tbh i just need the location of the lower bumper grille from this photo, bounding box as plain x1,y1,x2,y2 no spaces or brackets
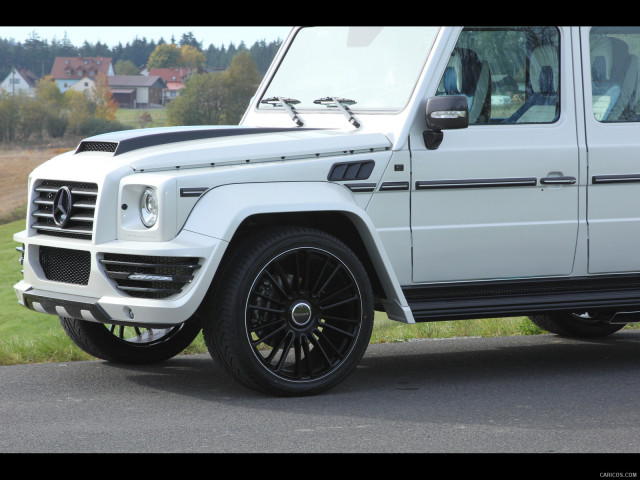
100,254,201,299
39,246,91,285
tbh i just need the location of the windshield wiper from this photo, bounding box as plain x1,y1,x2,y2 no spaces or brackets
313,97,361,128
260,97,304,127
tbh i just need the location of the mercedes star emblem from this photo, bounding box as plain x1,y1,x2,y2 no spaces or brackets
52,186,73,228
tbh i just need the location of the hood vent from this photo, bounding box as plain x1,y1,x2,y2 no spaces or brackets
76,141,118,153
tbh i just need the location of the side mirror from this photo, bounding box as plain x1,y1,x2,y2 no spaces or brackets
424,95,469,150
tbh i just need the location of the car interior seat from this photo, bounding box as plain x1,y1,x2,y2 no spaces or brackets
438,47,491,123
509,45,559,123
602,36,639,121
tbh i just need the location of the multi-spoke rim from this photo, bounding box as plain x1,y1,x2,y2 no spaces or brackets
106,324,183,346
570,312,611,325
244,247,363,383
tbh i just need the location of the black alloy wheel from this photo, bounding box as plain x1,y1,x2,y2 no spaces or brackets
204,227,374,396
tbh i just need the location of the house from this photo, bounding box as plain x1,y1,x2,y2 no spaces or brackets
107,75,163,108
68,77,96,98
148,68,190,105
0,67,38,96
50,56,113,93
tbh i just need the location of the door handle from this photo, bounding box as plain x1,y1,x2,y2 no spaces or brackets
540,176,576,185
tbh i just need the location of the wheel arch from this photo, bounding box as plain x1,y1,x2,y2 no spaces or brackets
183,182,413,323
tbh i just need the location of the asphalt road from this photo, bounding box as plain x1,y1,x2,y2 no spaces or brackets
3,330,640,461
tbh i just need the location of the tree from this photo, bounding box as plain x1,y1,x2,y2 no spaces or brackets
92,72,118,121
114,59,140,75
222,51,261,124
166,52,262,126
180,45,206,69
179,32,202,50
0,91,20,141
166,72,227,125
35,76,67,138
64,89,95,134
146,43,181,69
18,95,46,139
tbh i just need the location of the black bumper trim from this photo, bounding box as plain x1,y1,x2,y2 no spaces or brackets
22,289,112,322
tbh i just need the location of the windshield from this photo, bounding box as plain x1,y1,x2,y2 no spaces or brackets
259,27,439,112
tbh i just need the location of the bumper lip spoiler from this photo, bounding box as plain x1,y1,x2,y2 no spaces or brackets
22,288,112,323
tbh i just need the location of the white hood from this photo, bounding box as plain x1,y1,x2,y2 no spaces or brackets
75,126,391,172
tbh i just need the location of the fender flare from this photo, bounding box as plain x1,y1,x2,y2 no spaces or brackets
182,181,414,323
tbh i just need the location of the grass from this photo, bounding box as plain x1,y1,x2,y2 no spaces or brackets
3,214,636,367
115,108,168,129
0,216,546,366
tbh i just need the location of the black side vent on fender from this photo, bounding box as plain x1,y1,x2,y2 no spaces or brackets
328,160,375,181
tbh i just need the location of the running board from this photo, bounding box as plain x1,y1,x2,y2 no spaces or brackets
403,275,640,322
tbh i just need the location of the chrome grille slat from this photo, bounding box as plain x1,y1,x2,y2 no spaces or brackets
32,180,98,240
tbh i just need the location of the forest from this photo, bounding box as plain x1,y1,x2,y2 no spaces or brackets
0,30,282,79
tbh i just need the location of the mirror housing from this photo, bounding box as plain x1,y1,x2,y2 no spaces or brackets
424,95,469,150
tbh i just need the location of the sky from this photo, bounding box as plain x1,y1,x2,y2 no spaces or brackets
0,26,293,48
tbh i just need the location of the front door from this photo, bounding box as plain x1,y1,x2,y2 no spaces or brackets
410,27,580,283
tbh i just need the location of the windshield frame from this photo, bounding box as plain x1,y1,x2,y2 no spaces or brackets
256,26,439,115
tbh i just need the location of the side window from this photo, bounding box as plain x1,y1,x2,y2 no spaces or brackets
437,27,560,125
589,27,640,122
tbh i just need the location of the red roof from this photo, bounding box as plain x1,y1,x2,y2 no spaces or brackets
50,56,112,80
148,67,191,83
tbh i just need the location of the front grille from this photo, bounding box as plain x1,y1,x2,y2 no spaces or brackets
100,254,201,299
39,247,91,285
31,180,98,240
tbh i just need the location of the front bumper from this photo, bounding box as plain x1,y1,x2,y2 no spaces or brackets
14,229,227,326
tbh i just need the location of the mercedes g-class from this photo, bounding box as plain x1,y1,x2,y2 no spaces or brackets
13,26,640,395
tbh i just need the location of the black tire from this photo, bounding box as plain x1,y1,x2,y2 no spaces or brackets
528,312,628,338
202,226,374,396
59,315,202,364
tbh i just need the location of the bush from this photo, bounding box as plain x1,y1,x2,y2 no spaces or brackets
73,117,131,137
44,113,68,138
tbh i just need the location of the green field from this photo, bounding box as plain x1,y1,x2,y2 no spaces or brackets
8,215,636,367
115,107,168,129
0,218,553,366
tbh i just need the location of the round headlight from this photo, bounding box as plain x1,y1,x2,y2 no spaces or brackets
140,188,158,227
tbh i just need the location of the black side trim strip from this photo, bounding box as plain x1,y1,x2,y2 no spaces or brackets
379,181,410,191
345,183,376,192
592,174,640,184
180,187,209,198
415,177,537,190
403,275,640,321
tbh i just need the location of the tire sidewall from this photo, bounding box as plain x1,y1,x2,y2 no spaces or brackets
211,228,374,396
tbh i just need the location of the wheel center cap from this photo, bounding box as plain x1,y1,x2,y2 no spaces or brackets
290,301,313,326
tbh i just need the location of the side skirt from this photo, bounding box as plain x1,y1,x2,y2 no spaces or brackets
402,275,640,322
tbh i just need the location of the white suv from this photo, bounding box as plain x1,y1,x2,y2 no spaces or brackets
13,27,640,395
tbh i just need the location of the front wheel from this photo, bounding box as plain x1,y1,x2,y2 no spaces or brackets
60,316,202,364
528,312,628,338
203,227,375,396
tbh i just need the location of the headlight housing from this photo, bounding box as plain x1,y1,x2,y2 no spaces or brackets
140,188,158,227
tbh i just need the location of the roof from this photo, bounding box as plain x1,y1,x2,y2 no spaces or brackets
165,81,184,91
108,75,163,88
50,56,112,80
148,67,191,83
14,68,38,87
